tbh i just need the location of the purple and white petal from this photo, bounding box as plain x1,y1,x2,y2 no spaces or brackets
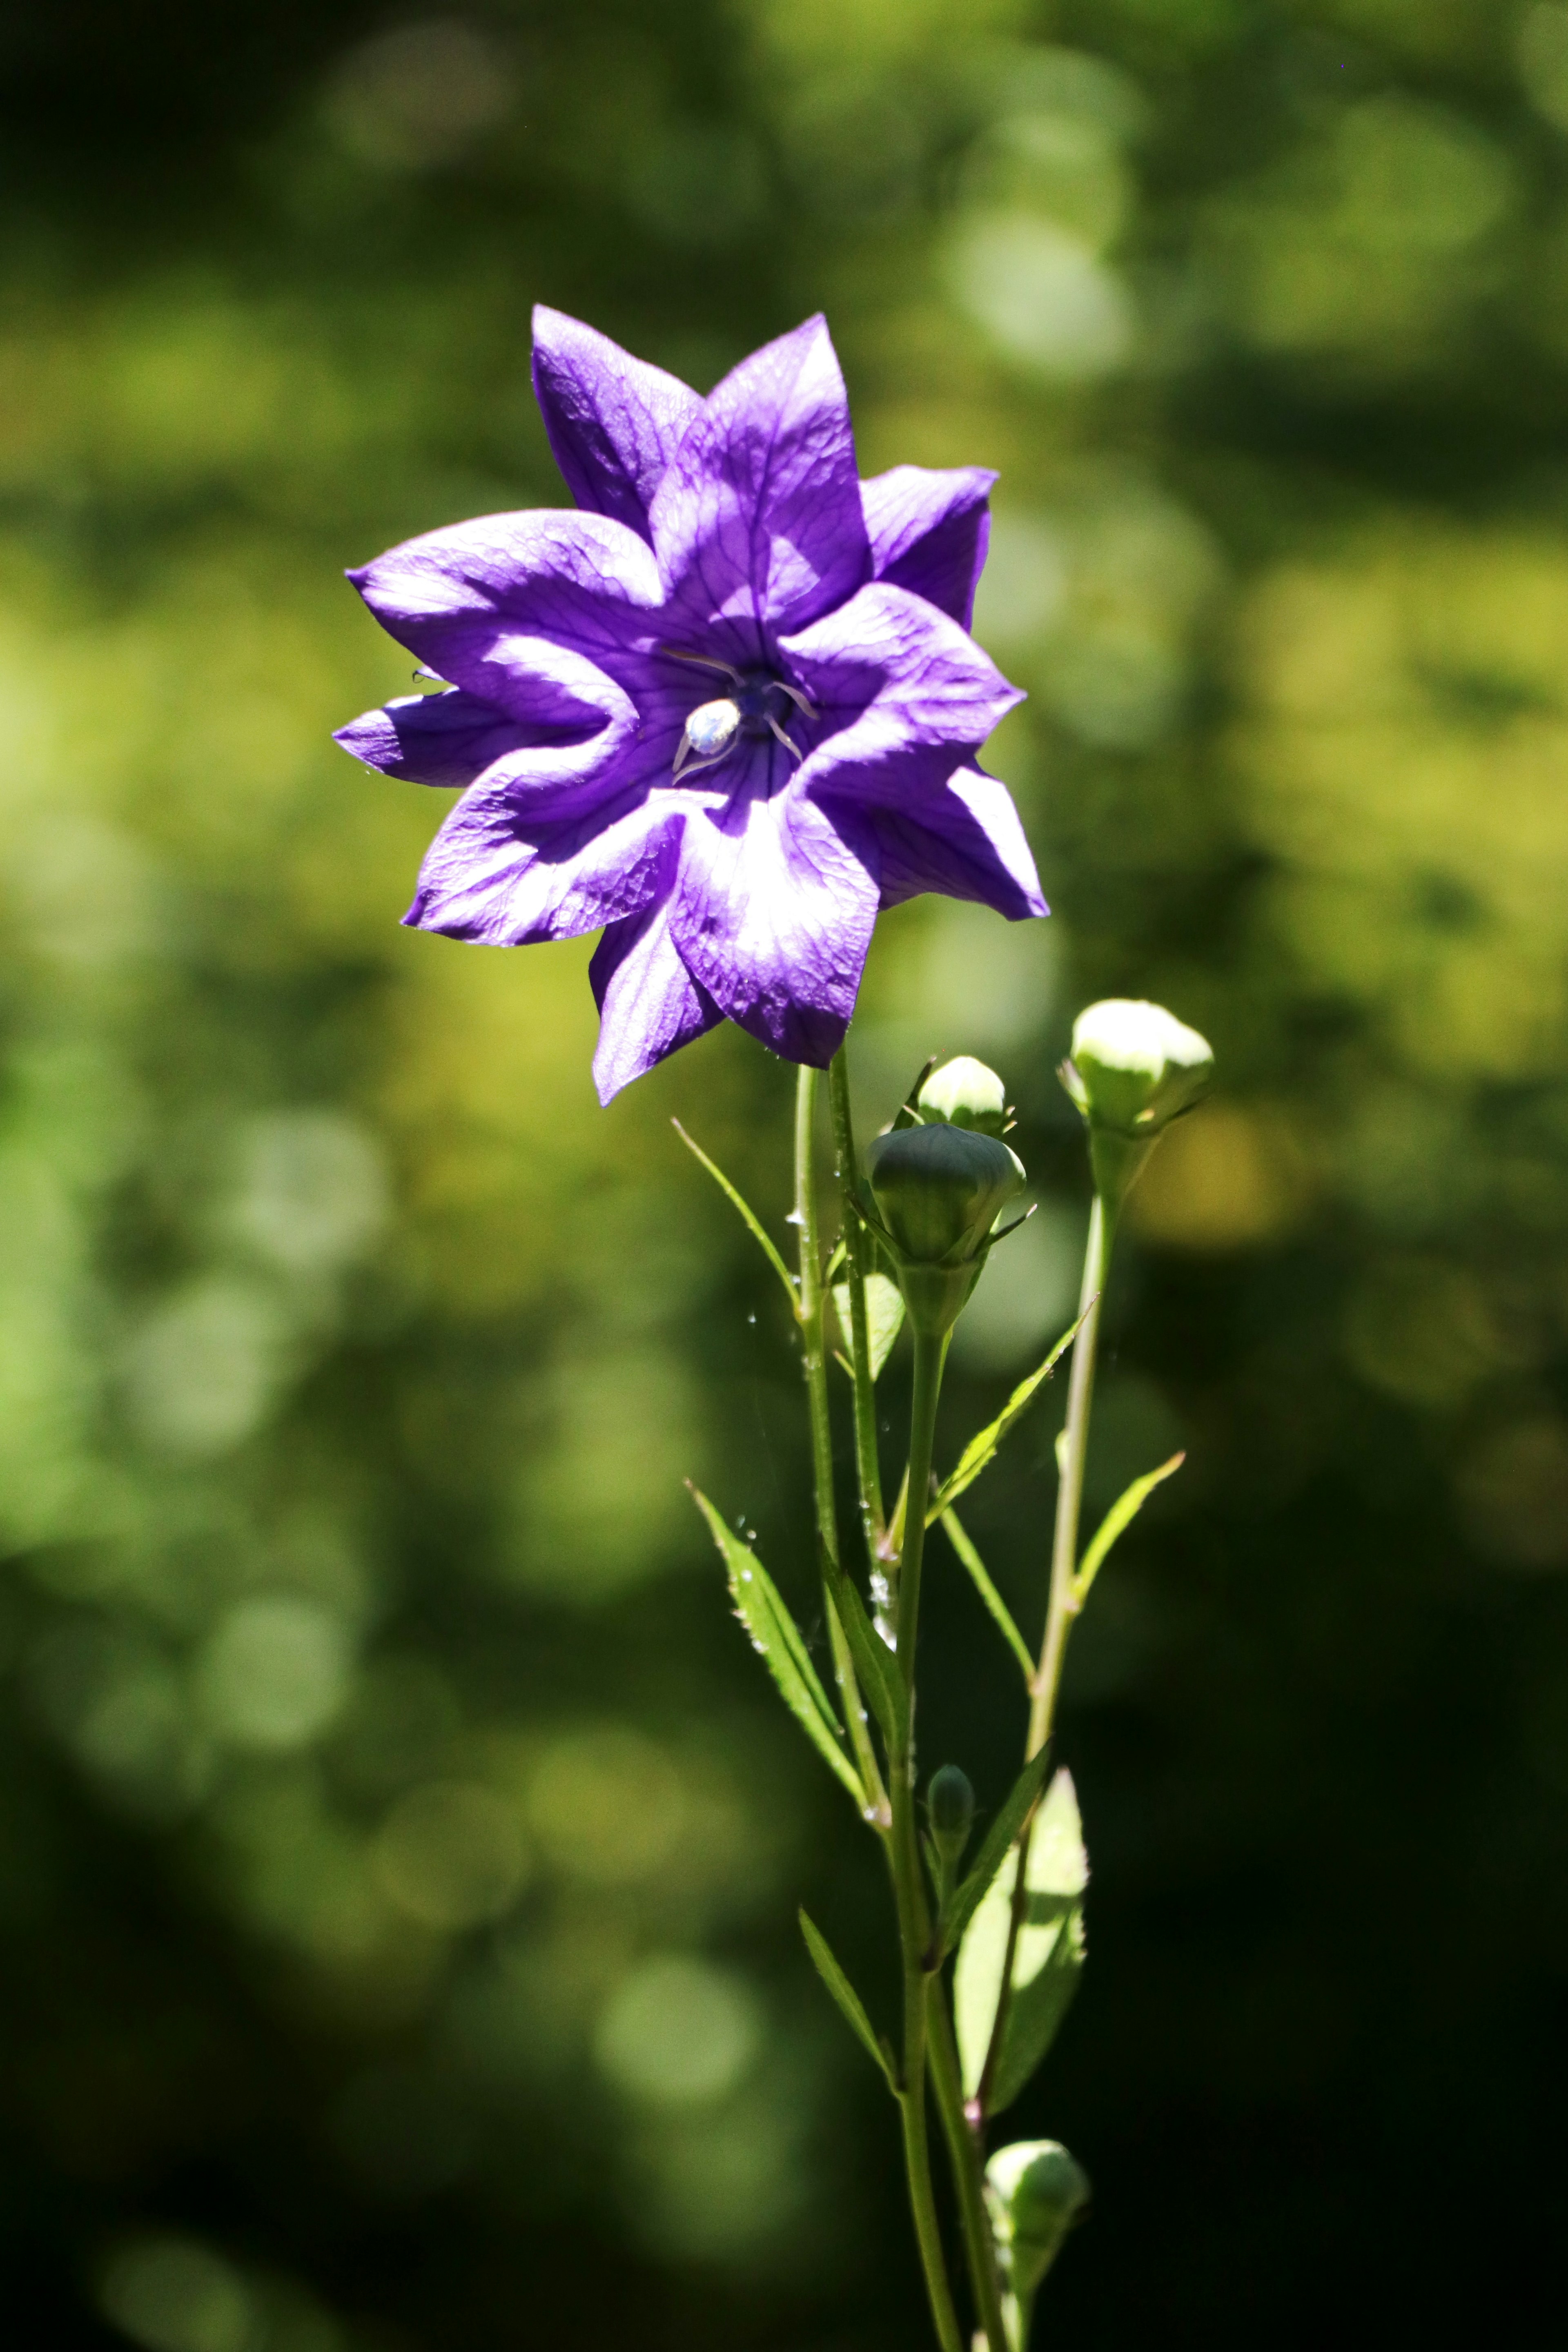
846,766,1047,920
408,783,680,946
589,898,722,1103
782,582,1023,807
334,669,650,809
650,316,869,655
349,510,665,713
861,466,996,628
335,690,532,791
532,307,702,541
668,774,878,1064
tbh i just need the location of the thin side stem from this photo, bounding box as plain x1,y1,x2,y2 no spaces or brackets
794,1064,887,1824
828,1046,887,1560
976,1193,1115,2121
1030,1193,1114,1757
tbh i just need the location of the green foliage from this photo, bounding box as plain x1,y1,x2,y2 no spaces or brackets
938,1509,1035,1683
937,1744,1058,1962
799,1909,897,2091
831,1270,905,1377
927,1309,1091,1522
1073,1451,1185,1604
672,1120,800,1313
690,1488,864,1806
955,1771,1088,2115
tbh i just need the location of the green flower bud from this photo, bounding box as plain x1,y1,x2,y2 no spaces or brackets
985,2139,1091,2305
864,1124,1025,1267
915,1055,1010,1136
927,1765,975,1870
1061,1000,1213,1138
862,1122,1027,1337
1060,999,1214,1212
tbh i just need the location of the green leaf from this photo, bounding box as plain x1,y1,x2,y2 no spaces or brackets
800,1909,897,2091
690,1488,865,1807
1073,1451,1185,1605
927,1305,1093,1523
819,1538,907,1753
940,1742,1056,1960
831,1271,905,1380
671,1120,799,1314
954,1768,1087,2115
939,1508,1033,1685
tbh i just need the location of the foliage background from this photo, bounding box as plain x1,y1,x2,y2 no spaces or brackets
2,2,1566,2346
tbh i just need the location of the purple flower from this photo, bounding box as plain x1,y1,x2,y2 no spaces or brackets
336,308,1045,1102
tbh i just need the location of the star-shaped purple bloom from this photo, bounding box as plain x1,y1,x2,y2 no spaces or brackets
336,307,1046,1102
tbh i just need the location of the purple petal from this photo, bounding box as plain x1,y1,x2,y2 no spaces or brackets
650,316,870,656
589,899,722,1104
782,582,1024,807
407,782,680,946
348,509,664,719
334,678,640,806
668,773,878,1063
532,306,702,541
862,465,996,628
848,766,1047,919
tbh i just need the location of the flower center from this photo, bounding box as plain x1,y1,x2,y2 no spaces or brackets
666,651,817,782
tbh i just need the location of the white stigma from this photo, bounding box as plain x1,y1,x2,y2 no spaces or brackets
674,697,742,778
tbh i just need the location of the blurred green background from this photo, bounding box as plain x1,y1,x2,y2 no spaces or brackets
3,1,1567,2345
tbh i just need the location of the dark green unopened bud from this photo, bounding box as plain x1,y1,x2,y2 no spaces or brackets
927,1765,975,1868
915,1056,1009,1137
1060,999,1214,1211
985,2140,1091,2303
864,1124,1025,1267
862,1122,1027,1338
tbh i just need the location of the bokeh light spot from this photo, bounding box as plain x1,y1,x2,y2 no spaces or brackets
373,1779,529,1929
197,1596,351,1752
595,1953,764,2109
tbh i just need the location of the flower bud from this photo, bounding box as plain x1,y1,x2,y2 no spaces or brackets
862,1122,1027,1337
864,1124,1025,1268
927,1764,975,1871
1060,999,1213,1211
985,2139,1091,2304
1061,1000,1213,1138
915,1056,1009,1137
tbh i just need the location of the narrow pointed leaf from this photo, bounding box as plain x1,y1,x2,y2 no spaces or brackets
831,1271,905,1380
800,1909,897,2091
940,1507,1033,1684
1073,1452,1185,1605
927,1304,1093,1523
672,1120,798,1313
690,1488,864,1806
940,1741,1056,1960
820,1539,907,1753
955,1769,1087,2114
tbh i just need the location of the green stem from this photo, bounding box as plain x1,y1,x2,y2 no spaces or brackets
794,1063,887,1825
884,1322,966,2352
896,1330,943,1702
927,1984,1010,2352
828,1046,887,1561
1030,1192,1114,1757
976,1192,1116,2122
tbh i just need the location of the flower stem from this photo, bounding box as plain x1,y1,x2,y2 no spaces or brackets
800,1062,958,2348
976,1191,1115,2120
927,1986,1010,2352
794,1063,887,1824
827,1045,887,1559
886,1324,967,2352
